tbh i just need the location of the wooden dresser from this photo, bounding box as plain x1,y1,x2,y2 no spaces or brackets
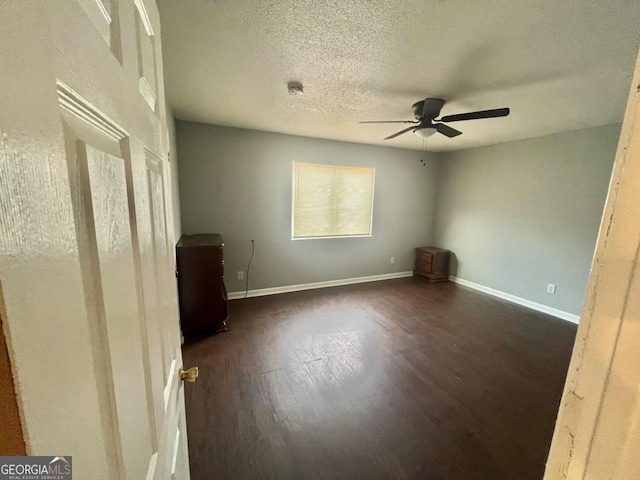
176,234,228,335
414,247,450,282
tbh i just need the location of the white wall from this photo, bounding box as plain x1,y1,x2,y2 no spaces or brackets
433,124,620,316
176,121,439,293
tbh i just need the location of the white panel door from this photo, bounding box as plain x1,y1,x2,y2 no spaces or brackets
0,1,190,479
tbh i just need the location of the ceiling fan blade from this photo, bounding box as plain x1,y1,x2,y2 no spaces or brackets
436,123,462,138
384,126,416,140
421,98,446,118
440,107,510,123
360,120,417,124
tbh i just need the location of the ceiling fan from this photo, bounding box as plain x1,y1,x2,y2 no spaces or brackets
360,98,510,140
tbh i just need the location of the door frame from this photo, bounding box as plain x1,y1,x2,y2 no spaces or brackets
544,46,640,478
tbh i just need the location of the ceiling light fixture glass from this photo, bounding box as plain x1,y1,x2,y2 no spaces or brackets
414,127,437,138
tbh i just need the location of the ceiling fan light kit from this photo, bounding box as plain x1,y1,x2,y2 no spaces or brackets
414,127,437,138
360,98,510,141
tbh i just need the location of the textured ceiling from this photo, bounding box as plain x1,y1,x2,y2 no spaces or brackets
157,0,640,152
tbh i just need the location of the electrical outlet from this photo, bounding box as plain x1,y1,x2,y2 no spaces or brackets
390,256,395,264
238,271,244,280
547,284,556,294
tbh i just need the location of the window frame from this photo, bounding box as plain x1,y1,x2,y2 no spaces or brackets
291,162,376,240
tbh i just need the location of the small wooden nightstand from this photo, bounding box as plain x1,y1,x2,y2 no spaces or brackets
414,247,450,282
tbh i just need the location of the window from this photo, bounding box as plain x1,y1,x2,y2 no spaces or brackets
292,162,375,239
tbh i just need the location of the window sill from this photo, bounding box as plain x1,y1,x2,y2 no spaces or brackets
291,234,373,241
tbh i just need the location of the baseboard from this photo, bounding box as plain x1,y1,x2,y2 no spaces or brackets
228,271,414,300
449,275,580,324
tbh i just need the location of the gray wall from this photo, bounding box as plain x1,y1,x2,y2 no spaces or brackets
433,124,620,315
177,121,439,293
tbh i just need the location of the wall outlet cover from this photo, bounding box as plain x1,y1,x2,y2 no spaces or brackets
547,284,556,294
238,271,244,280
390,256,395,264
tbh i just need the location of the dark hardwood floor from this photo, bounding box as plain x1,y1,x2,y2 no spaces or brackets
182,277,577,480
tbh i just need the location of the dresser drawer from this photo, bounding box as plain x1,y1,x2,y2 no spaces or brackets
415,259,434,274
416,250,434,264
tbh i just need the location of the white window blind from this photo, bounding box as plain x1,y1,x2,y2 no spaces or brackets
292,162,375,239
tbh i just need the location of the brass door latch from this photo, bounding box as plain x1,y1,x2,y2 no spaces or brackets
179,366,199,383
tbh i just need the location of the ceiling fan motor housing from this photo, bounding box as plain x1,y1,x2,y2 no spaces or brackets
412,100,425,119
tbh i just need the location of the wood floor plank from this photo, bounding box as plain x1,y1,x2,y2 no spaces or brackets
182,277,576,479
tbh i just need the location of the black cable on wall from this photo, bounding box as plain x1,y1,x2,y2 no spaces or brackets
243,239,255,299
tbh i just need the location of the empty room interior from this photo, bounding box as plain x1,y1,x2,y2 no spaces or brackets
163,1,639,478
2,1,640,479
